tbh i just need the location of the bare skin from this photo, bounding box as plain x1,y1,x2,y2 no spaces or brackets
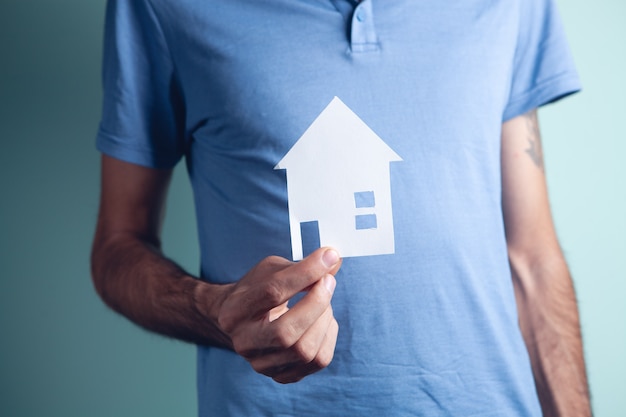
91,155,341,384
501,109,592,416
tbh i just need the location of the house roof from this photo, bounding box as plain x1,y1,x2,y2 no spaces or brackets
275,97,402,170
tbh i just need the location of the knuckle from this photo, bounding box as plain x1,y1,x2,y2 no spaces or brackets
273,324,297,350
250,360,270,376
230,333,257,359
314,349,334,369
230,337,248,357
292,340,317,364
217,311,235,334
264,255,285,265
234,345,257,361
261,281,284,306
255,257,274,272
259,256,290,273
310,287,330,306
273,375,294,385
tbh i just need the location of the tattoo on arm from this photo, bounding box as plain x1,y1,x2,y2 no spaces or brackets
524,110,544,170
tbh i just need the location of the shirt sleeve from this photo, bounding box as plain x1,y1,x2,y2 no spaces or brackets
96,0,185,169
503,0,581,121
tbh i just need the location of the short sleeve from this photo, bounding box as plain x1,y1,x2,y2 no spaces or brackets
96,0,185,169
503,0,581,121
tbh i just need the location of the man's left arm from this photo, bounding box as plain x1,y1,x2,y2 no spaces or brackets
501,109,592,417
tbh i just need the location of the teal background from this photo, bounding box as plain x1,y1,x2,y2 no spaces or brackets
0,0,623,415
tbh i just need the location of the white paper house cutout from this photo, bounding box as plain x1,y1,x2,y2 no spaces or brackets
275,97,402,261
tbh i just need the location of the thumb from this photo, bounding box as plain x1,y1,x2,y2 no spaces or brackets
318,247,342,276
305,247,342,276
280,247,341,295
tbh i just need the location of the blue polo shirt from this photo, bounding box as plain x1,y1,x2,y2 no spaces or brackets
97,0,580,415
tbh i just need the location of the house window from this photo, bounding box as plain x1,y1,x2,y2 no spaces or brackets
355,214,377,229
354,191,375,208
354,191,377,230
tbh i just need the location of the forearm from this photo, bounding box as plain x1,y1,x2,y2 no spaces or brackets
510,249,591,417
91,233,232,349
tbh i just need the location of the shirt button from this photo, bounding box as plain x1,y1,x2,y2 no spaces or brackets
356,10,366,22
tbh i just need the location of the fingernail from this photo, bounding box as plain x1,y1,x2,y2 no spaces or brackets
322,249,340,268
323,274,336,294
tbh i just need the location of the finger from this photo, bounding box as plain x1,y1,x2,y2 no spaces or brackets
241,275,335,364
324,248,343,276
238,248,340,316
272,317,339,384
231,285,332,361
302,252,342,291
220,256,294,326
269,274,336,348
249,304,334,375
272,247,340,303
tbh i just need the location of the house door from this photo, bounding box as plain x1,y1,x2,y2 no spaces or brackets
300,220,321,258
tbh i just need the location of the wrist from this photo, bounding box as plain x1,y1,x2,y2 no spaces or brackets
191,278,234,349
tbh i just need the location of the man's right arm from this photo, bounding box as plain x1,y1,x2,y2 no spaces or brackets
91,155,342,383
